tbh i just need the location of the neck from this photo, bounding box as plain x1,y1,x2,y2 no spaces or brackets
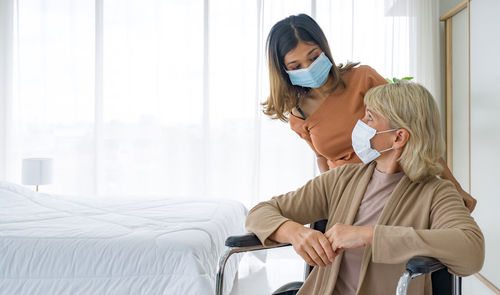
374,151,403,174
310,75,334,98
375,161,402,174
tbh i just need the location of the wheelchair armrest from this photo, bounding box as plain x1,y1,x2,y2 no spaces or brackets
224,233,290,252
406,256,446,274
225,233,262,247
216,233,291,295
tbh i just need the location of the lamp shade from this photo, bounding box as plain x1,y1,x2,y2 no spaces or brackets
22,158,53,185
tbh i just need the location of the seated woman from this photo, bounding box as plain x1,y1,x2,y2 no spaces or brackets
245,81,484,295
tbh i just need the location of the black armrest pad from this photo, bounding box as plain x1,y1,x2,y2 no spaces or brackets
225,233,262,247
313,219,328,233
406,256,446,274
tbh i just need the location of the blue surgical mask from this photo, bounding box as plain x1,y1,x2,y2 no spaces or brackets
286,52,333,88
351,120,398,164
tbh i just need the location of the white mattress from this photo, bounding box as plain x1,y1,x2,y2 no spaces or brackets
0,181,247,295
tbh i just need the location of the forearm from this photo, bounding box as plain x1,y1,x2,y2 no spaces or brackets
372,180,484,272
245,203,291,246
372,225,484,276
268,220,304,244
246,175,332,245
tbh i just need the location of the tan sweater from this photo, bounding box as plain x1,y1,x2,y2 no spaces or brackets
245,162,484,295
334,169,404,295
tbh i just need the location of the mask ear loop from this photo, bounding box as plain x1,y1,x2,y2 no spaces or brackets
376,128,399,135
379,146,394,153
375,128,399,153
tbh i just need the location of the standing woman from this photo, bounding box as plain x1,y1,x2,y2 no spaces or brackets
262,13,476,211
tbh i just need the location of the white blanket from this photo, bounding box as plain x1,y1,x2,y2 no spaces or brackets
0,181,247,295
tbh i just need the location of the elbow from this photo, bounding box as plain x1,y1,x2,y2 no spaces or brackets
244,202,271,233
244,217,255,233
457,251,484,276
468,230,485,274
244,207,258,232
469,235,485,274
462,249,484,276
452,231,485,276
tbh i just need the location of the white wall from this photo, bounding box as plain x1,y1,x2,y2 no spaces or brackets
440,0,500,293
470,0,500,291
451,8,469,192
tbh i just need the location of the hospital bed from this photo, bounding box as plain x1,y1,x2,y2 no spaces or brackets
216,220,462,295
0,181,246,295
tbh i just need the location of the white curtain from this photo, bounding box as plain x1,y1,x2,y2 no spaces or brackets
0,0,440,208
0,0,14,181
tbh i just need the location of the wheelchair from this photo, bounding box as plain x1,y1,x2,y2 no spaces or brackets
216,220,462,295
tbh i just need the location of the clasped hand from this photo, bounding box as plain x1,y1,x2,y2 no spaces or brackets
290,223,374,267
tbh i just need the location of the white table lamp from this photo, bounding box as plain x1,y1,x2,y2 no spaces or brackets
22,158,53,192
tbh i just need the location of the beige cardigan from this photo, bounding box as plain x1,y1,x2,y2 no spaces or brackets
246,162,484,295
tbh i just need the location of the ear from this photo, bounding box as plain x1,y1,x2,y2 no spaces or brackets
393,128,410,150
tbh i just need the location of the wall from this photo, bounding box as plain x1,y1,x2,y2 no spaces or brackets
470,0,500,291
440,0,500,293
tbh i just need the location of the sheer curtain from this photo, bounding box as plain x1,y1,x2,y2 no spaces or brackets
1,0,440,207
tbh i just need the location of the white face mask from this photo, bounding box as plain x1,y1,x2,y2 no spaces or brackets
351,120,398,164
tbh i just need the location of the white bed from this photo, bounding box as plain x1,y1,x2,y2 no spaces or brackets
0,181,247,295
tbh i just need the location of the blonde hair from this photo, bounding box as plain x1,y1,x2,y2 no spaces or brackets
262,14,359,122
364,81,445,183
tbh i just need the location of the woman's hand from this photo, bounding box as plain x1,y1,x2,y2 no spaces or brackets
289,225,335,267
459,189,477,212
269,221,334,267
324,223,374,257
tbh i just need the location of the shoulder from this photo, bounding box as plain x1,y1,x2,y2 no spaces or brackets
357,65,379,74
357,65,386,82
423,177,457,192
343,65,377,78
417,177,462,203
342,65,387,90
